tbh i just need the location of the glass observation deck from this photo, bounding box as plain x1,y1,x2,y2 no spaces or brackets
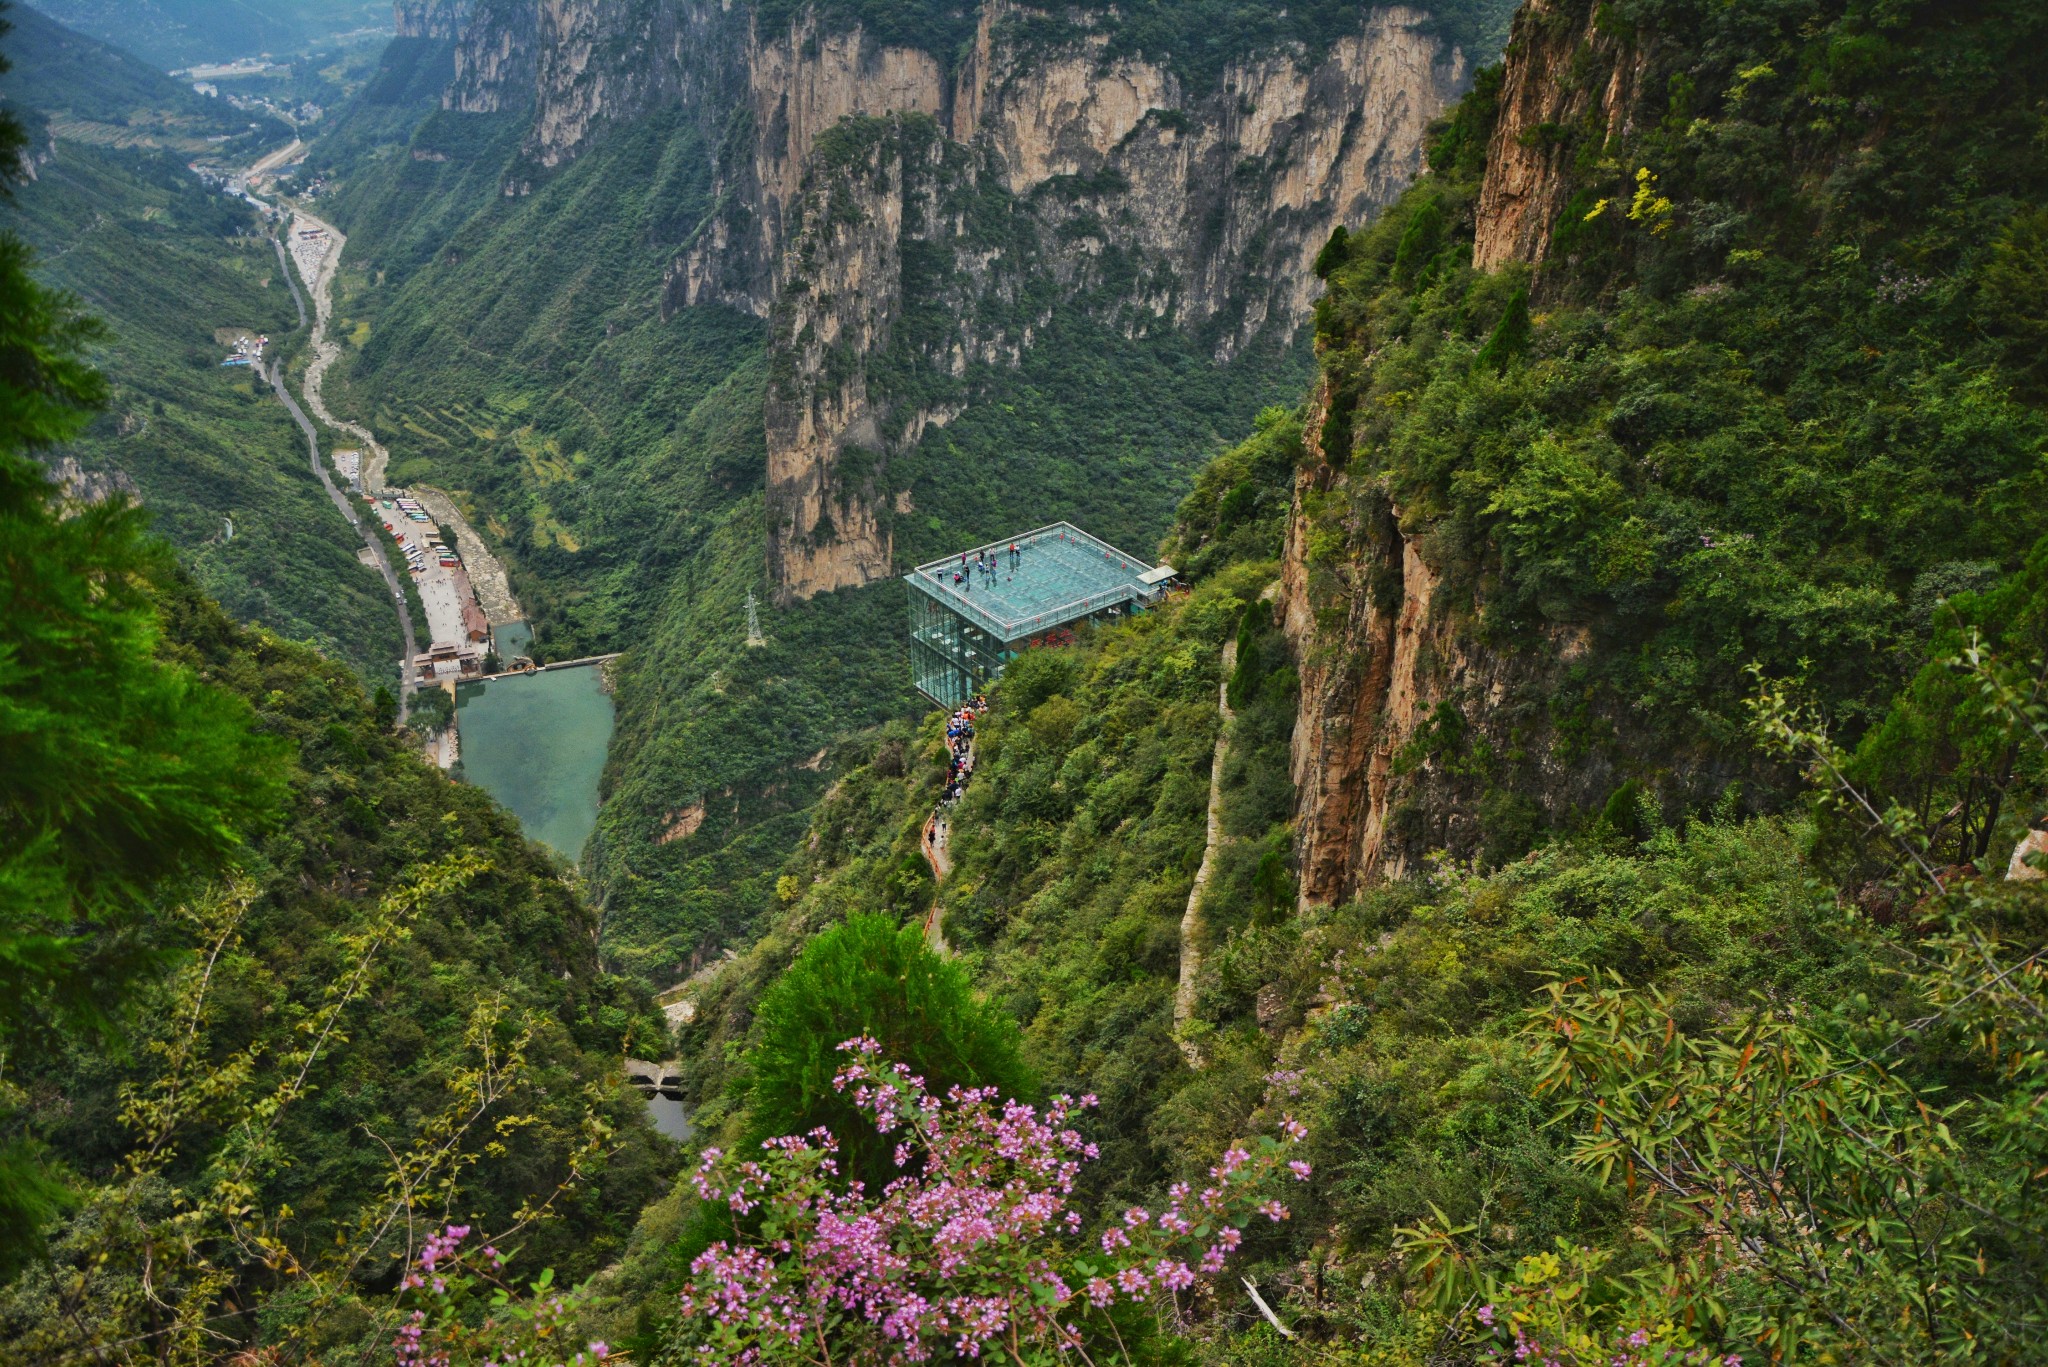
904,522,1175,708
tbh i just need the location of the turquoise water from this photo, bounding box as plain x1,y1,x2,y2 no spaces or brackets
455,664,613,860
492,620,533,662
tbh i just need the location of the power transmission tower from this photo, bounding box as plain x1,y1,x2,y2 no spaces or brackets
745,590,766,648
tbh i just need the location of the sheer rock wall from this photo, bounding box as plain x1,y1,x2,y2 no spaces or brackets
1277,0,1644,907
443,0,1472,599
394,0,473,41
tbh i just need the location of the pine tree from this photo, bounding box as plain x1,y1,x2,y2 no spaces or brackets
0,14,287,1271
743,913,1032,1189
1474,285,1532,373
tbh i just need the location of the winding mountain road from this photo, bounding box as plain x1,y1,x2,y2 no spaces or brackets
286,209,523,629
267,227,415,719
265,356,418,719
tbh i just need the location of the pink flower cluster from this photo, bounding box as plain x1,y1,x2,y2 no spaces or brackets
674,1038,1311,1362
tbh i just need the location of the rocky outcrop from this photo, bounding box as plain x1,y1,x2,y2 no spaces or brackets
1470,0,1646,275
763,117,932,599
1280,2,1666,905
951,4,1464,341
672,11,946,316
1276,381,1617,907
42,455,137,506
394,0,472,41
447,0,1473,600
446,0,539,113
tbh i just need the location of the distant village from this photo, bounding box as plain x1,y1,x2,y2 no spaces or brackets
175,59,323,129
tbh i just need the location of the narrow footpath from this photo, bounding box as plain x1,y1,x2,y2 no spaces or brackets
920,698,988,954
1175,635,1237,1063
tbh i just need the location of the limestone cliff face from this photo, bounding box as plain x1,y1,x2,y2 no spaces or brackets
446,0,537,113
448,0,1472,599
1280,2,1645,906
762,120,926,598
952,4,1464,342
1469,0,1645,277
1277,383,1612,908
394,0,472,41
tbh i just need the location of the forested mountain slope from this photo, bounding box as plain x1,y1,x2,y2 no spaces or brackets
1282,0,2048,899
28,0,391,70
594,0,2048,1360
1,11,405,684
3,569,669,1363
0,84,664,1357
1,1,264,150
9,0,2048,1362
309,0,1514,982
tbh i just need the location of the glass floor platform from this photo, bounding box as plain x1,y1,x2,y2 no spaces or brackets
905,522,1167,707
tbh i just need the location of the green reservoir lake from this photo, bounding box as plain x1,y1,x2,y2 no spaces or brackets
455,663,614,860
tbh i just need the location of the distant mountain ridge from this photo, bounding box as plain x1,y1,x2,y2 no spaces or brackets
1,3,253,148
26,0,392,69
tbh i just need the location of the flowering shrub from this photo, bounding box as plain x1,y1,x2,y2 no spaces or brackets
390,1224,611,1367
675,1037,1310,1363
1393,1228,1739,1367
1466,1247,1738,1367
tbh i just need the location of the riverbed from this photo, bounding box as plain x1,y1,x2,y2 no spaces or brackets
455,663,613,860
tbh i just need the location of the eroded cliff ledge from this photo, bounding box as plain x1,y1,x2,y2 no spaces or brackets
1278,0,1634,907
444,0,1473,600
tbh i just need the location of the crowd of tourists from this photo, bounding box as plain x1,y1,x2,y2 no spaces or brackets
941,697,986,805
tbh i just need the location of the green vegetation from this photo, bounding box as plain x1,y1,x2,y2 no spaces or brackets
667,549,1288,1211
311,41,1311,982
0,72,287,1272
0,50,664,1357
7,0,2048,1362
1304,0,2048,826
579,2,2048,1359
5,574,671,1362
0,2,284,155
742,912,1031,1184
10,139,406,684
0,5,406,686
30,0,392,70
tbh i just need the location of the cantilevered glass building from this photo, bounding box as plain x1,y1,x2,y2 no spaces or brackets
905,522,1176,707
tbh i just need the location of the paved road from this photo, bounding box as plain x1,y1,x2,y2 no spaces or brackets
265,355,418,720
268,225,415,716
247,137,305,181
269,233,306,329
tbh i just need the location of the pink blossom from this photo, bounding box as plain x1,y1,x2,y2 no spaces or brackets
668,1039,1303,1362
